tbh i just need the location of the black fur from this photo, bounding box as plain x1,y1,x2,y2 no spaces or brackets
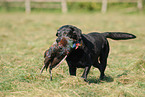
56,25,136,81
102,32,136,40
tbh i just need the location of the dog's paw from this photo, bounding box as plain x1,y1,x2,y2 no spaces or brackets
99,75,106,80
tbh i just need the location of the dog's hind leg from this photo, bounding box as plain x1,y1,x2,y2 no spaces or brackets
81,66,91,82
99,42,109,80
99,58,107,80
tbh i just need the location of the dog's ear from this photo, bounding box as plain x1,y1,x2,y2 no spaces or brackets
71,26,82,41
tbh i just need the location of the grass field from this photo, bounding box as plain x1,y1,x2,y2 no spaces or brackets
0,12,145,97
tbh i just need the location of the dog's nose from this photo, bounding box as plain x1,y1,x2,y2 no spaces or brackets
56,38,61,43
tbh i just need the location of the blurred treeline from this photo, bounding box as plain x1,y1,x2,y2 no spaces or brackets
0,1,144,13
68,2,141,12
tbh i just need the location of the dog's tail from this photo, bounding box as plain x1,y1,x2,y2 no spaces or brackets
102,32,136,40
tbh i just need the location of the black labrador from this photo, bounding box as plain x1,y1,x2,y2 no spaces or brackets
55,25,136,82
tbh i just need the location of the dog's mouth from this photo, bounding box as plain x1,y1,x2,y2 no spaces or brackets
57,36,82,50
49,37,82,67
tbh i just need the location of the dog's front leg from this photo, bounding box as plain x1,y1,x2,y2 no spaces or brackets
81,66,91,82
69,66,77,76
67,60,77,76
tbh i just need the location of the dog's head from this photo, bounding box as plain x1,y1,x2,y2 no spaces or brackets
42,25,83,72
41,25,83,80
56,25,82,43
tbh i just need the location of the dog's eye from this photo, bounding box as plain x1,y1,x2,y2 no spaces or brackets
68,34,72,38
68,32,73,38
73,35,77,40
63,32,67,36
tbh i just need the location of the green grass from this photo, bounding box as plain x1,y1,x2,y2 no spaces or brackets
0,12,145,97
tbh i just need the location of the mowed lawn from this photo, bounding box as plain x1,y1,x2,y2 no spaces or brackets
0,12,145,97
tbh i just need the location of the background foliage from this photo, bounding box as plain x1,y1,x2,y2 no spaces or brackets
0,2,145,13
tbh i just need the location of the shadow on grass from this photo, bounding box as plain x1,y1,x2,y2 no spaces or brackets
117,70,128,78
88,75,114,84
